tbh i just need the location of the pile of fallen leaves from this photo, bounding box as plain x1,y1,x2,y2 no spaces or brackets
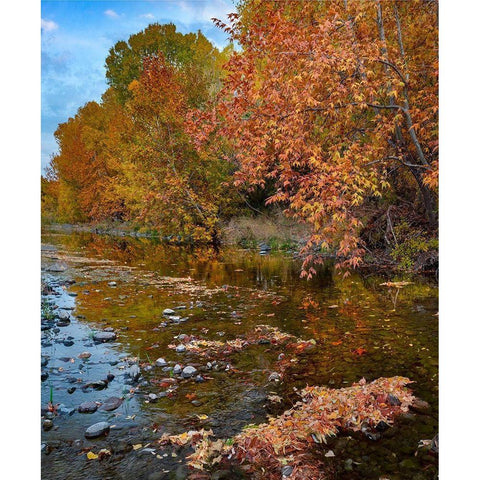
167,377,414,479
168,325,297,358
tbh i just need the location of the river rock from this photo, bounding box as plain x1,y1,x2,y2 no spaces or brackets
43,419,53,431
85,422,110,439
57,310,70,321
173,364,182,375
268,372,281,382
176,345,186,353
78,401,98,413
41,372,49,382
281,465,293,477
47,263,67,272
127,364,141,381
78,352,91,359
155,358,167,367
63,340,74,347
93,331,116,342
163,308,175,316
181,366,197,378
148,393,158,402
108,281,117,287
100,397,123,411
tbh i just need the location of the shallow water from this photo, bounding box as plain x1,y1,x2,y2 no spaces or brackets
41,231,438,479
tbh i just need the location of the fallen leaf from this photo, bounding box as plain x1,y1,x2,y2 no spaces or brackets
87,451,98,460
133,444,143,450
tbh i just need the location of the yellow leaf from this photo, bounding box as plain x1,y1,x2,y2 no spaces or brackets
133,444,143,450
87,451,98,460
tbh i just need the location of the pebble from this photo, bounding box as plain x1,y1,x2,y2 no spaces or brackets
100,397,123,412
173,364,182,375
181,366,197,378
93,331,117,342
155,358,168,367
163,308,175,316
176,345,186,353
43,419,53,431
78,401,99,413
63,340,74,347
268,372,281,382
108,281,117,287
281,465,293,477
85,422,110,439
148,393,158,402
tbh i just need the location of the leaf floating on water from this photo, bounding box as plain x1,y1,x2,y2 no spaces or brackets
132,444,143,450
196,414,209,420
380,281,413,288
86,451,98,460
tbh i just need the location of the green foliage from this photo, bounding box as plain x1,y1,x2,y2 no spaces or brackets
391,221,438,270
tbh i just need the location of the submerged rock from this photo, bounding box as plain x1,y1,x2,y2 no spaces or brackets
100,397,123,412
85,422,110,439
93,331,116,342
78,401,98,413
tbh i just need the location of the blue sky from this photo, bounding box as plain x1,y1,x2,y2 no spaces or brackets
41,0,235,171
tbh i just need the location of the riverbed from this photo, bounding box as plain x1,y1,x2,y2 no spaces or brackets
41,230,438,480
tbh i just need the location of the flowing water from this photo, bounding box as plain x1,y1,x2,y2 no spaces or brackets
41,230,438,480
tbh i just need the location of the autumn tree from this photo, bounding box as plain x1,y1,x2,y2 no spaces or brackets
116,54,234,242
105,23,230,106
202,0,438,274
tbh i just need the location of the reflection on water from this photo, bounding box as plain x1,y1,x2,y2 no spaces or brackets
41,231,438,480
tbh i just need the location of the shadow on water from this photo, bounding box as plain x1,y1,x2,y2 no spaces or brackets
41,231,438,480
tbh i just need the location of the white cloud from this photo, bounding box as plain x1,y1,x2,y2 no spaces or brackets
140,13,155,20
104,9,119,19
41,19,58,32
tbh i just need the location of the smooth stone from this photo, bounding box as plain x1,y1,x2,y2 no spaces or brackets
100,397,123,411
181,366,197,378
93,331,116,342
155,358,168,367
43,419,53,431
85,422,110,439
163,308,175,316
282,465,293,477
148,393,158,402
41,372,49,382
173,364,182,375
90,380,108,390
78,352,91,359
176,345,186,353
127,364,141,381
78,401,98,413
104,327,115,332
57,310,71,321
108,281,117,287
63,340,74,347
195,375,205,383
268,372,281,382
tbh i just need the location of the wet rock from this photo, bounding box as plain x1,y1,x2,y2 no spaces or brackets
43,419,53,431
195,375,205,383
67,387,76,394
268,372,281,382
63,340,74,347
47,263,67,272
411,398,431,413
126,364,141,382
101,397,123,411
387,394,402,406
56,320,70,327
41,356,49,367
163,308,175,316
57,310,71,321
155,358,167,367
191,400,203,407
282,465,293,477
85,421,110,439
93,331,116,342
59,405,75,416
173,364,182,375
78,401,98,413
176,345,186,353
181,366,197,378
375,421,390,432
41,372,49,382
90,380,108,390
148,393,158,403
106,373,115,382
78,351,91,359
